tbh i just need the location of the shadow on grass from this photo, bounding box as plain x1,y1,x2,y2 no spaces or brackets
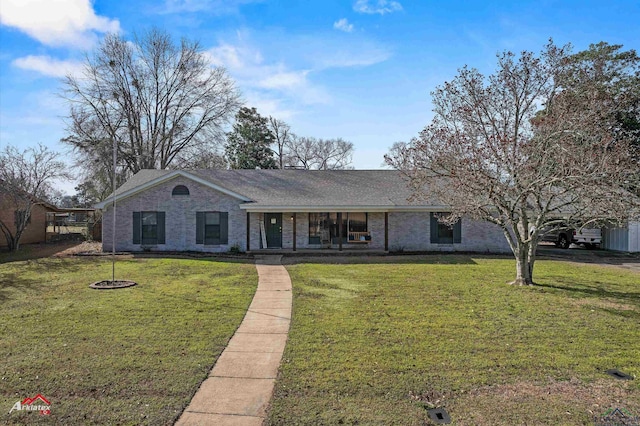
282,253,495,265
536,282,640,305
134,285,251,312
0,272,42,303
128,252,256,265
597,306,640,320
536,245,640,265
0,242,85,264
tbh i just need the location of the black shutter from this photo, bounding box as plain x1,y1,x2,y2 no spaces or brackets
453,218,462,244
196,212,204,244
133,212,141,244
220,212,229,245
157,212,166,244
430,213,439,244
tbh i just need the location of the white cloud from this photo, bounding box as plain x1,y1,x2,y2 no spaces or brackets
242,92,295,121
205,30,392,119
206,40,331,113
259,71,309,90
333,18,354,33
314,47,390,68
294,35,391,69
12,55,84,78
353,0,402,15
0,0,120,48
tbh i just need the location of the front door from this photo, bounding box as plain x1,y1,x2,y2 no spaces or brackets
264,213,282,248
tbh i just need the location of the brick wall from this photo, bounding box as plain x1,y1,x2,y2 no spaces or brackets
0,195,49,248
102,176,248,252
388,212,511,253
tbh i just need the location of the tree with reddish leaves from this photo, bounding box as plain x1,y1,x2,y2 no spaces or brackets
386,41,640,285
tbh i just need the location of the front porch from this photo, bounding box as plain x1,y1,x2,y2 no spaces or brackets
245,211,390,252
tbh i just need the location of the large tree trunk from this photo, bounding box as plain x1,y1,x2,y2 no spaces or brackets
513,243,535,285
0,223,18,252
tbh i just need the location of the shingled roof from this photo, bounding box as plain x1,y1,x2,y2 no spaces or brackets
97,169,445,210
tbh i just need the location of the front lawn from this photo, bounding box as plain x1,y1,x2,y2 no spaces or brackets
0,255,257,425
268,256,640,425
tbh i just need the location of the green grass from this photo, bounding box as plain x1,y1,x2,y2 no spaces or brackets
268,256,640,425
0,256,258,425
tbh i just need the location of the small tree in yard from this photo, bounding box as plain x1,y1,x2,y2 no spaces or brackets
0,144,70,251
386,41,640,285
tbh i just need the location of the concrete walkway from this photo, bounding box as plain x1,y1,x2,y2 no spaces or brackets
176,256,291,426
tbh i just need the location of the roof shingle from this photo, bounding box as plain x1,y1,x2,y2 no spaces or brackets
102,169,443,208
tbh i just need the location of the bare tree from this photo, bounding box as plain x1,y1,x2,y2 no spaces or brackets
286,136,354,170
384,141,411,169
0,144,70,251
268,116,294,169
62,28,241,179
176,149,227,169
386,41,640,285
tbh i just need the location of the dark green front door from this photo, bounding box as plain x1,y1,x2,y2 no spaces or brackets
264,213,282,248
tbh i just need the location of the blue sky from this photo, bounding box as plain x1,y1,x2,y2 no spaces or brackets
1,0,639,194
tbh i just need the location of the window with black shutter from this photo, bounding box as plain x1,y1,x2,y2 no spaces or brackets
196,211,228,245
430,213,462,244
132,211,165,245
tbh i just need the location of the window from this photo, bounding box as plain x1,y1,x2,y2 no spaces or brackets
132,211,166,245
172,185,190,196
308,213,324,244
196,211,228,245
347,212,368,241
309,213,369,244
430,213,461,244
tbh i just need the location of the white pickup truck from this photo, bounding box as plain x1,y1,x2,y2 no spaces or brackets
572,228,602,249
540,226,602,249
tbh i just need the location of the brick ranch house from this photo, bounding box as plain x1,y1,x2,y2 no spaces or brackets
95,169,510,253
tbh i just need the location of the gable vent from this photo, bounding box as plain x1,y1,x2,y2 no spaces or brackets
172,185,190,196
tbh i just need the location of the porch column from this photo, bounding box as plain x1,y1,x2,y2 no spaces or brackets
384,212,389,252
292,213,297,251
246,212,250,251
338,212,343,252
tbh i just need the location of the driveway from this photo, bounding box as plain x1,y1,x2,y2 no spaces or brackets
537,243,640,273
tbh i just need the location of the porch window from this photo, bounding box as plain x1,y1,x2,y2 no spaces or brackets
308,213,328,244
308,213,369,244
196,211,228,245
132,211,166,245
430,213,461,244
347,212,369,242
